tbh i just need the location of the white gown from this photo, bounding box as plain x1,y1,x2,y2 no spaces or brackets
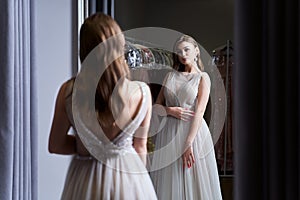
150,71,222,200
61,79,157,200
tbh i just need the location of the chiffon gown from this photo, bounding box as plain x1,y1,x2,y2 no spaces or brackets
150,71,223,200
61,79,157,200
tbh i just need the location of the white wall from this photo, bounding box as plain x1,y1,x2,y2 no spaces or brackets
36,1,73,199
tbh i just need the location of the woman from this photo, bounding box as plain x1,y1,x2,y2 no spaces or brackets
150,35,223,199
48,13,157,200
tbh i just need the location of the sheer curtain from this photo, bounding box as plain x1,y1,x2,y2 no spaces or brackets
234,0,299,199
0,0,37,199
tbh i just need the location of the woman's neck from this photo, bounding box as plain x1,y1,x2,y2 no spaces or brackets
184,63,200,73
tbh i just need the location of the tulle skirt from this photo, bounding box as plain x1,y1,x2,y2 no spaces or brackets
61,150,157,200
150,117,223,200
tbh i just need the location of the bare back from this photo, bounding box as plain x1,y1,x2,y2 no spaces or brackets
100,78,144,140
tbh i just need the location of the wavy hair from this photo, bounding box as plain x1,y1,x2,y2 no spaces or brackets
79,13,129,126
173,34,204,71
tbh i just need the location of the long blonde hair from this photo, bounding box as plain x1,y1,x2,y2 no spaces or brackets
173,35,204,71
79,13,129,126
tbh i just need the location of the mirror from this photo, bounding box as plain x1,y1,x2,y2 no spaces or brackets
76,1,234,199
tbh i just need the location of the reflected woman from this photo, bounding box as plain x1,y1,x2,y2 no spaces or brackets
150,35,222,199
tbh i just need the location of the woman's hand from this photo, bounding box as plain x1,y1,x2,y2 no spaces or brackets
182,144,195,169
167,107,194,121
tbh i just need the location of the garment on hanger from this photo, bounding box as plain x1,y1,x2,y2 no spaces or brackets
212,41,234,174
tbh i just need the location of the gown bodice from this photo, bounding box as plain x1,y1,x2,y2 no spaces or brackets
61,78,158,200
64,78,150,159
164,71,203,110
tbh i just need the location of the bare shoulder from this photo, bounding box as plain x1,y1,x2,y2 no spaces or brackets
130,80,151,96
197,72,211,92
200,71,210,80
200,72,211,84
53,77,76,111
126,80,151,105
61,77,75,97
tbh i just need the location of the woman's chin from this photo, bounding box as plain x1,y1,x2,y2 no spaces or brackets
179,60,188,65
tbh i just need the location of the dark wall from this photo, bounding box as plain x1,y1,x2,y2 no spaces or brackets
115,0,234,54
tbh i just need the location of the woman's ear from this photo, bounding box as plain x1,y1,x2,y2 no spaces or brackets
195,46,200,55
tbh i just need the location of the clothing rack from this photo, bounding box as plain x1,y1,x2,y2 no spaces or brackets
212,40,234,176
124,37,174,70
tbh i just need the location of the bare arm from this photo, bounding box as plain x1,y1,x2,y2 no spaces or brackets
133,85,152,165
186,73,210,144
182,73,211,168
48,82,76,155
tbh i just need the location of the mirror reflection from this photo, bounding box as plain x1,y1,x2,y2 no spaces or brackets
64,0,234,199
114,3,234,198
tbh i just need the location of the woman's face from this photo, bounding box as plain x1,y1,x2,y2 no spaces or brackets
175,41,199,65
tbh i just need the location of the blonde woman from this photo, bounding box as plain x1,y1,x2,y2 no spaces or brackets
150,35,222,200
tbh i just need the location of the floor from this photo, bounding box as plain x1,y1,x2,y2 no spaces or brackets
220,176,234,200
